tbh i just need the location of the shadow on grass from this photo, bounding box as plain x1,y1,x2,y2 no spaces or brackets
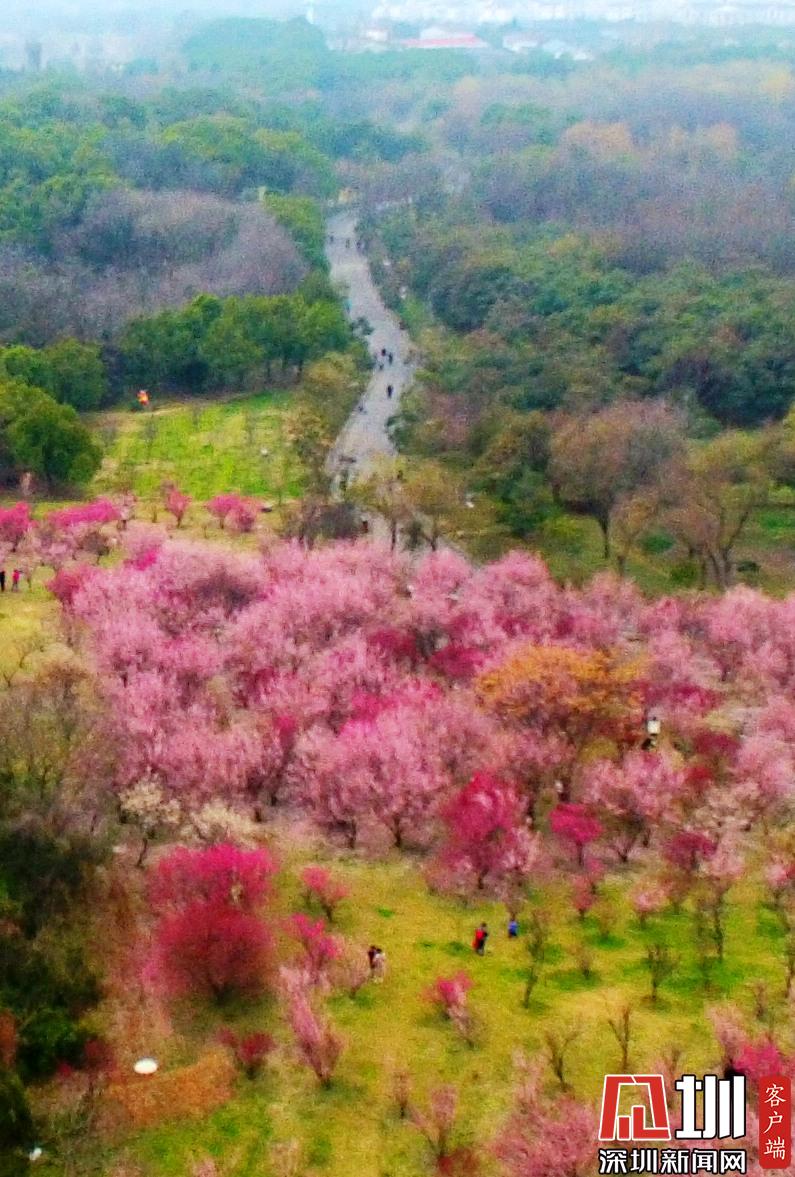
308,1132,333,1167
329,987,378,1015
757,905,786,941
442,940,469,957
582,928,626,950
519,994,551,1014
548,967,602,992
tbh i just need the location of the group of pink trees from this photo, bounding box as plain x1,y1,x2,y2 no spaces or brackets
52,534,795,902
26,528,795,1026
0,498,122,584
0,491,264,588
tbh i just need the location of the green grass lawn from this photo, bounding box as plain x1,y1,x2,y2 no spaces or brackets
0,580,62,679
68,842,785,1177
92,391,304,504
0,390,305,665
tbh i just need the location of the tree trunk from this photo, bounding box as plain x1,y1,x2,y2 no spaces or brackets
707,551,725,591
136,835,150,868
598,515,611,560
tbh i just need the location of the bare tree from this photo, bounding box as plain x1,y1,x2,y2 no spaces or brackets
607,1003,635,1071
644,943,678,1005
544,1027,580,1091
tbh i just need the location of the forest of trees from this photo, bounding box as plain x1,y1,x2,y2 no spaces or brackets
343,41,795,580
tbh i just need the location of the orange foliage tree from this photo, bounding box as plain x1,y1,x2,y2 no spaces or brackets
477,644,642,799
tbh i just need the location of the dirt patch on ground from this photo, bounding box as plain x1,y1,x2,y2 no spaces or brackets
98,1047,236,1137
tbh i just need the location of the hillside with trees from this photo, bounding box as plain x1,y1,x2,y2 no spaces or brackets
5,15,795,1177
350,39,795,586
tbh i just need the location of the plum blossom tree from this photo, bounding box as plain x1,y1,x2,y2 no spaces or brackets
426,973,474,1043
162,483,191,528
408,1085,465,1166
154,899,272,1002
282,969,344,1087
289,913,342,985
694,838,746,962
183,800,262,848
662,830,718,902
226,498,259,534
292,684,470,850
495,1058,597,1177
41,498,121,564
119,776,182,866
149,844,277,913
582,751,686,862
630,879,670,926
149,844,277,1003
549,804,603,868
206,493,257,531
708,1003,750,1075
435,772,541,900
46,499,120,532
301,865,349,922
0,502,32,549
734,1038,791,1085
217,1028,275,1078
572,874,596,920
733,729,795,825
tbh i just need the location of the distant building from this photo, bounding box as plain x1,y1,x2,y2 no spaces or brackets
400,26,489,47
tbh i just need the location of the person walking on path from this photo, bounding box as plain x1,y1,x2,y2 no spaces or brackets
11,568,21,592
388,352,393,364
0,569,5,592
387,384,393,399
473,922,489,956
508,917,519,939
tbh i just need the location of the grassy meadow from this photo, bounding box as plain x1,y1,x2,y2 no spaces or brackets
92,392,304,504
0,390,305,677
44,835,786,1177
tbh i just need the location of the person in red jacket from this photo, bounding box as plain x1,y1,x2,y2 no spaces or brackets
473,922,489,956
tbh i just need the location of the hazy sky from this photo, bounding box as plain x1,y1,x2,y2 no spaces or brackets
0,0,311,39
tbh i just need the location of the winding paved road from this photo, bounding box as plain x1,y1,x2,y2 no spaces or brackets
325,210,416,488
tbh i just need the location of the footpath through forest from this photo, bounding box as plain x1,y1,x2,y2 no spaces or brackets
325,210,416,488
